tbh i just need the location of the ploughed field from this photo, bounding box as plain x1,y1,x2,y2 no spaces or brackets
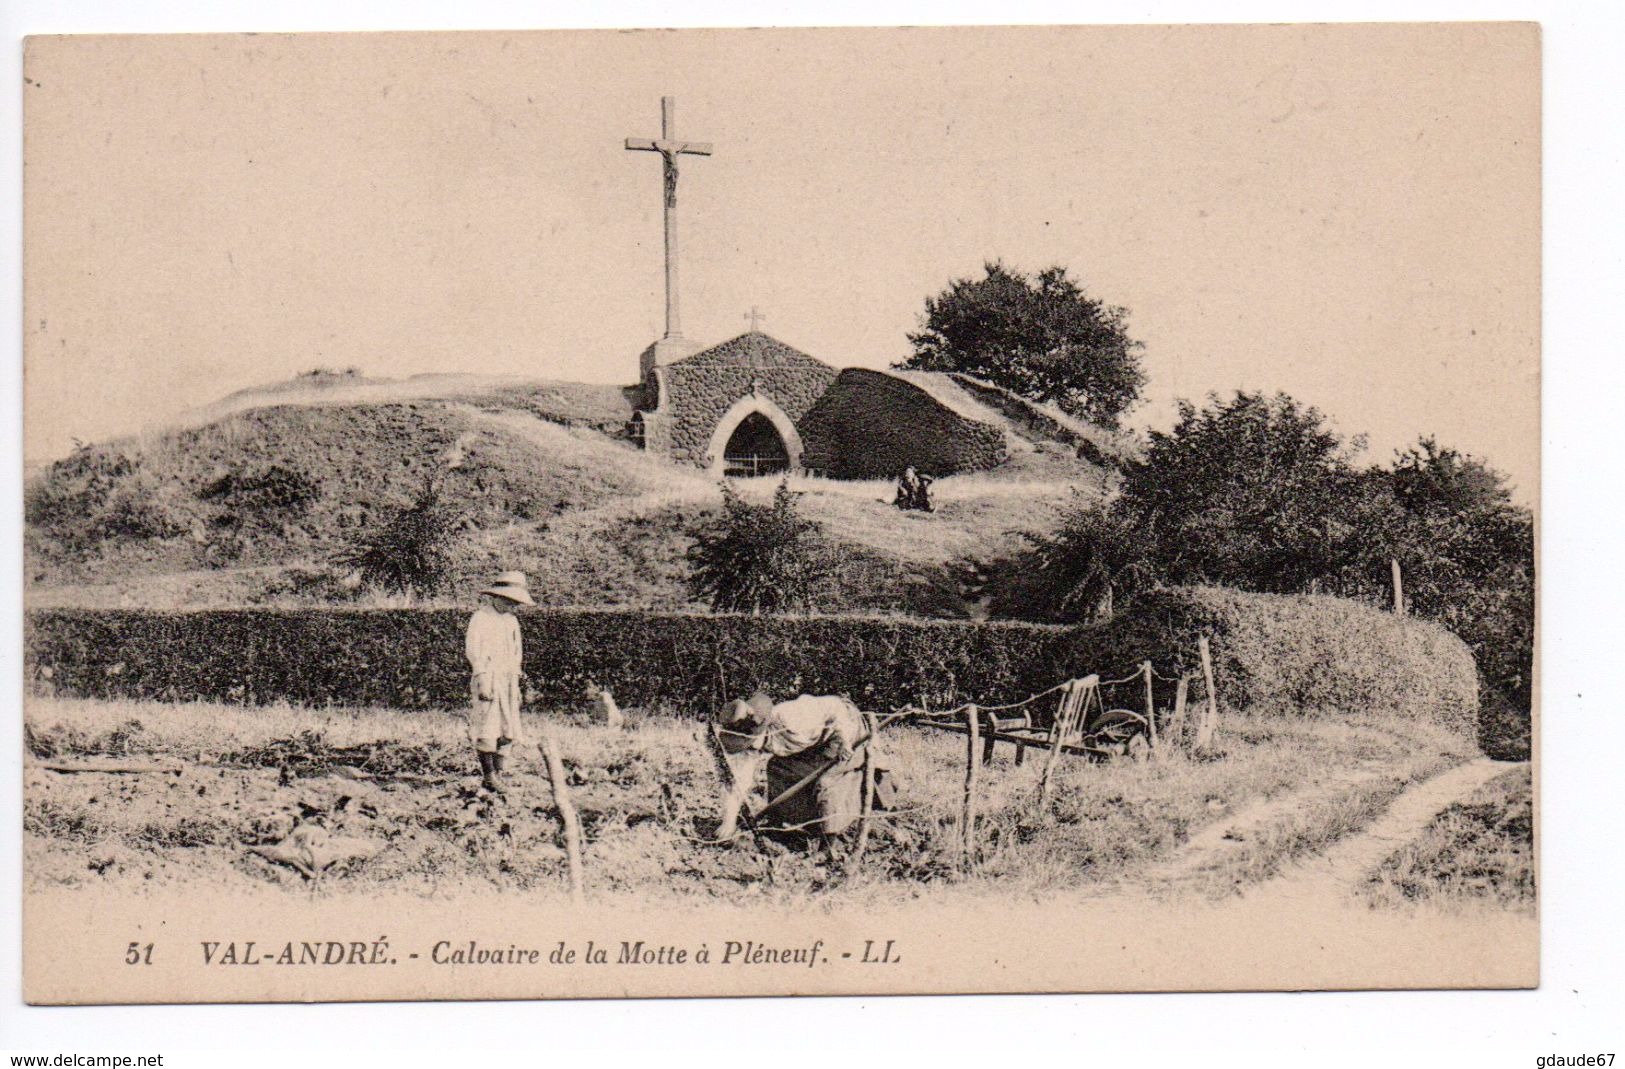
24,697,1475,906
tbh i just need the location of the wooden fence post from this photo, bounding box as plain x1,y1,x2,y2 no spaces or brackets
1142,661,1158,754
538,726,586,905
962,704,980,868
853,712,878,867
1391,558,1406,615
1196,636,1220,751
1169,676,1190,749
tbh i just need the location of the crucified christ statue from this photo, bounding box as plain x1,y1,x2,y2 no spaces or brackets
625,97,713,340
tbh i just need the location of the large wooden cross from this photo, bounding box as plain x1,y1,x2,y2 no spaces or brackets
626,97,712,340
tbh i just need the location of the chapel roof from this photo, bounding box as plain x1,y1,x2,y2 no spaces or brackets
670,331,835,372
880,369,1005,425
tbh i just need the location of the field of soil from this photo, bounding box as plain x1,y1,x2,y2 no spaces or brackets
24,696,1487,909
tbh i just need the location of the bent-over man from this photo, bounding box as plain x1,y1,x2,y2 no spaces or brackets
713,690,886,848
466,570,533,792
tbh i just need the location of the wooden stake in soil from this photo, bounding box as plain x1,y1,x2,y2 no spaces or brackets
538,726,586,905
1391,558,1406,615
1196,636,1220,751
1169,676,1190,749
1142,661,1158,754
852,712,878,866
1037,683,1067,804
961,704,980,867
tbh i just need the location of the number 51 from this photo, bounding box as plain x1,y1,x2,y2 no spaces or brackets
125,942,153,965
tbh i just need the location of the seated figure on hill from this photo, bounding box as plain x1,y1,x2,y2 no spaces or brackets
893,467,934,513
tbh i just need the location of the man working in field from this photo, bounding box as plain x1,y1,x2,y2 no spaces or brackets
712,690,890,853
465,571,533,792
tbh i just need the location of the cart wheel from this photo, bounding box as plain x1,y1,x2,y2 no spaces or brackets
1126,733,1152,763
1091,709,1148,743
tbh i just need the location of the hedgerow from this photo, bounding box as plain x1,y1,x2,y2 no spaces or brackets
1039,586,1479,736
24,608,1068,717
25,586,1479,739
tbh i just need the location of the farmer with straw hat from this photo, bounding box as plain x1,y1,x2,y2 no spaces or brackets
466,570,533,792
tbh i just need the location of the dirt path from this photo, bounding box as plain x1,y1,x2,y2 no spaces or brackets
1241,757,1509,906
1136,755,1512,907
1141,759,1395,887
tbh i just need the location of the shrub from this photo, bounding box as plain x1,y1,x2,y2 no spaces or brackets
988,495,1153,622
686,481,833,613
1010,394,1526,749
1118,390,1378,595
334,480,460,597
93,478,191,540
25,448,136,532
201,464,320,514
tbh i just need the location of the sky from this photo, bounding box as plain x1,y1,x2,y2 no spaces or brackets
22,24,1539,496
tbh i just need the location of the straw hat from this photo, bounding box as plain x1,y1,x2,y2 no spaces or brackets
480,570,535,606
718,690,775,727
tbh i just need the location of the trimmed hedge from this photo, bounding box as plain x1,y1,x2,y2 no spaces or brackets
23,609,1068,717
24,587,1479,738
1040,587,1480,737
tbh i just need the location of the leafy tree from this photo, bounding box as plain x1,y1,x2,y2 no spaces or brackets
687,481,832,614
1376,439,1535,754
334,479,460,597
1370,440,1532,621
898,261,1146,427
1391,437,1517,518
1119,390,1381,594
999,390,1535,755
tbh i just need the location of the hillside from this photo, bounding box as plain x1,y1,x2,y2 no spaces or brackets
180,369,638,436
25,372,1115,615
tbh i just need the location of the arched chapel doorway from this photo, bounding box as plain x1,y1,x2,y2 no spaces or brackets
722,412,790,477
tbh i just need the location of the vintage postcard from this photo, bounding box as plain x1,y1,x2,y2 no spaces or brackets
20,23,1539,1004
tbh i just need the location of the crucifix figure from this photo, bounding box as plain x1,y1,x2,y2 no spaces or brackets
626,96,713,341
744,306,766,332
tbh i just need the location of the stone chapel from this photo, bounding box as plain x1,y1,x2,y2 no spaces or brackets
625,328,1073,481
620,97,1088,481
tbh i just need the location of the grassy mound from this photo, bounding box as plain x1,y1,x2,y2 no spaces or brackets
24,399,687,585
25,375,1093,613
183,371,636,435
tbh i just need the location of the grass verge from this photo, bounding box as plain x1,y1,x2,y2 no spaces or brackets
1362,766,1534,912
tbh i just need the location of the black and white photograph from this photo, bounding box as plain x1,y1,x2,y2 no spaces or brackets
17,22,1542,1006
